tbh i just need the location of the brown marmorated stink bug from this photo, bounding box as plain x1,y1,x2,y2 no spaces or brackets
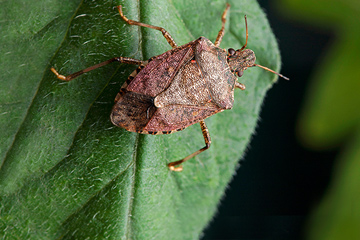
51,4,288,172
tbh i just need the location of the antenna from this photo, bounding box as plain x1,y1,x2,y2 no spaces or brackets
254,64,289,80
237,15,288,80
239,15,248,51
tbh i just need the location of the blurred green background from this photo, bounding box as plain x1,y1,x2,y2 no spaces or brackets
204,0,360,239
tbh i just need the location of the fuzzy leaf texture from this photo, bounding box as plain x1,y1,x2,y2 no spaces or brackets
0,0,281,239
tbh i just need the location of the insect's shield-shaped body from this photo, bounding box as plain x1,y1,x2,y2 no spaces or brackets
50,4,287,171
111,37,237,134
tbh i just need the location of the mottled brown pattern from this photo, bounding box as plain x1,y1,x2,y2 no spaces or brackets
111,37,236,134
110,91,156,133
154,56,210,107
144,104,222,132
151,37,236,110
111,90,222,134
195,37,236,109
126,44,195,97
114,61,149,103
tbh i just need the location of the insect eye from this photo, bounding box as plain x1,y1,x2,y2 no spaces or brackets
236,70,244,77
228,48,235,55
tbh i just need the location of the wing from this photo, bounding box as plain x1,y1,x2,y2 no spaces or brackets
110,91,156,133
126,41,196,97
154,37,237,110
154,54,212,108
143,103,222,133
111,90,221,134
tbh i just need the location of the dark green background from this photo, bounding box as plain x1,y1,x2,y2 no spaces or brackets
205,0,332,235
205,0,360,239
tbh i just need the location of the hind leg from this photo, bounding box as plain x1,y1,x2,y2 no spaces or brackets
168,120,211,172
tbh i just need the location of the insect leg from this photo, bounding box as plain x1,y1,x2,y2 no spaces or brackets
235,82,246,90
214,3,230,47
51,57,146,82
117,5,178,49
168,120,211,172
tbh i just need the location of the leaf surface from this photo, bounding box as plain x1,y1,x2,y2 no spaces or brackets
0,0,281,239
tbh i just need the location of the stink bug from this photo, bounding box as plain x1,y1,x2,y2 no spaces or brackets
51,4,288,172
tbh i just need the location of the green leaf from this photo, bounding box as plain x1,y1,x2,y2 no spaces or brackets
0,0,281,239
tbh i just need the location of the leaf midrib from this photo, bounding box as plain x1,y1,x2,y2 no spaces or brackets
124,133,139,238
124,2,144,238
